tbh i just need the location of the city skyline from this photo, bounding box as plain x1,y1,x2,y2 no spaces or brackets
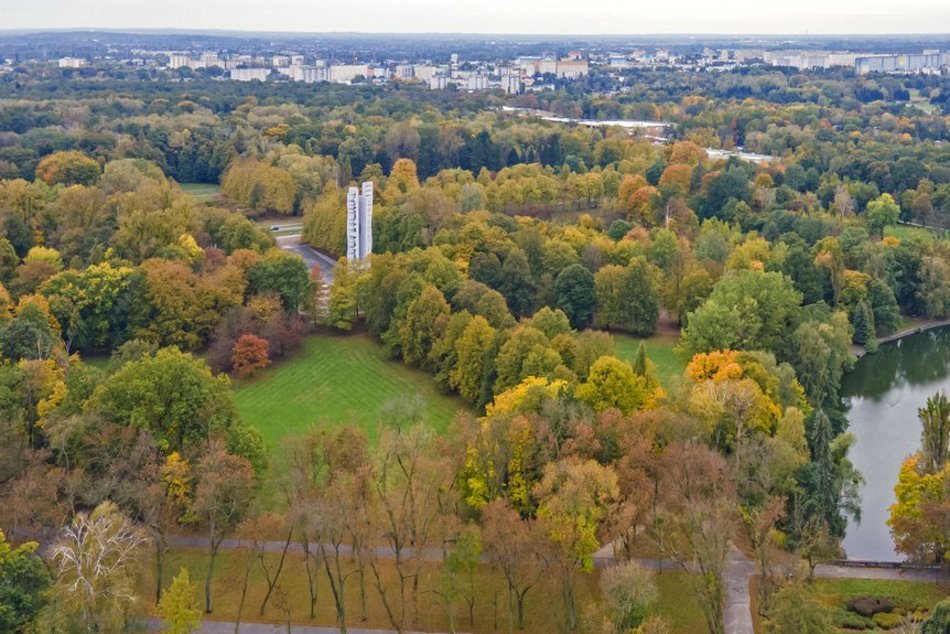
4,0,950,35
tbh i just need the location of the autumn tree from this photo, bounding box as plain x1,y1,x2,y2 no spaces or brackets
157,568,201,634
575,356,651,415
594,258,659,336
597,560,659,634
190,440,257,613
481,500,550,632
231,333,271,377
655,443,736,634
44,502,150,632
535,457,619,630
35,150,101,187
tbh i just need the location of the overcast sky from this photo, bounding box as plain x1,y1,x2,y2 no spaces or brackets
3,0,950,34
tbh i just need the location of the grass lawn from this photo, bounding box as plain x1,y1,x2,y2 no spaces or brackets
146,548,705,634
811,577,950,632
178,182,221,202
885,223,944,244
612,332,685,390
232,332,467,449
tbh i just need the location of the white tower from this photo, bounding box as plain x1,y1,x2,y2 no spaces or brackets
346,181,374,261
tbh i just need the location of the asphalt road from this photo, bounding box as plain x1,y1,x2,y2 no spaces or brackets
276,234,337,285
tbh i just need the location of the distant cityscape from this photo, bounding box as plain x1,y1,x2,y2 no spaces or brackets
3,40,950,93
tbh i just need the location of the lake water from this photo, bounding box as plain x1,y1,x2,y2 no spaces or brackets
841,326,950,561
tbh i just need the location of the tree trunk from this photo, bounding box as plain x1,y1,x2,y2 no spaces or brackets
205,530,219,614
154,539,166,604
260,526,294,616
234,566,250,634
303,542,318,619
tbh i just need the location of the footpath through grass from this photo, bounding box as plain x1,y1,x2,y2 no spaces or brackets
233,332,466,449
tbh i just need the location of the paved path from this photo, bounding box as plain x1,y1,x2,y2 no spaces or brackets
146,618,454,634
722,546,756,634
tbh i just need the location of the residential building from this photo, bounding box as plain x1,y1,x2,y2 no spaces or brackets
229,67,270,82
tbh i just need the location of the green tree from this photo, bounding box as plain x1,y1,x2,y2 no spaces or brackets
450,315,498,406
554,264,595,329
575,356,650,415
594,259,659,336
91,347,239,454
922,599,950,633
498,248,536,318
247,250,314,313
157,568,201,634
400,285,450,371
0,531,51,634
681,270,803,360
865,193,900,239
920,392,950,474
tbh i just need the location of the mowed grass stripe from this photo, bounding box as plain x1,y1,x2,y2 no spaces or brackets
233,332,466,449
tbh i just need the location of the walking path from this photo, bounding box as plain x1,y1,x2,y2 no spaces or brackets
146,618,453,634
722,546,756,634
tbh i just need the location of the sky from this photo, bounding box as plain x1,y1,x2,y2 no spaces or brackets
2,0,950,35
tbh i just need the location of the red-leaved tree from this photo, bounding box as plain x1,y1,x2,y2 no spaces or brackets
231,334,271,377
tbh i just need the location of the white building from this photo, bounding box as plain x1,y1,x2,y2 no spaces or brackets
229,68,270,82
346,182,374,261
329,64,369,83
58,57,85,68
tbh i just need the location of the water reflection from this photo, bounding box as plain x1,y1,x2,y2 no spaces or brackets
841,328,950,561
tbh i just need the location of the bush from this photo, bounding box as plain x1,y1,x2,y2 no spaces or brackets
848,597,896,617
872,611,904,630
828,606,872,630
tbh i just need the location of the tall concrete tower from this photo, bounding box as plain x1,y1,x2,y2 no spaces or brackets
346,181,373,261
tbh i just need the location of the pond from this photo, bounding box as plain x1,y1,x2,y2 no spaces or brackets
841,326,950,561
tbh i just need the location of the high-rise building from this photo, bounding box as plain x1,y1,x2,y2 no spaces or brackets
346,182,374,261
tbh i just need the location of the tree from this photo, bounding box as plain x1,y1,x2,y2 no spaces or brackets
535,458,619,630
920,392,950,474
438,526,482,632
865,193,900,239
0,531,51,634
655,443,735,634
575,356,651,415
594,259,659,336
922,600,950,633
888,455,950,564
35,150,101,187
247,250,314,313
554,264,595,329
481,500,549,633
498,248,536,318
598,560,658,634
190,440,256,613
400,285,450,371
680,270,802,360
157,568,201,634
450,315,497,406
92,347,239,454
45,501,150,633
765,583,831,634
231,333,271,377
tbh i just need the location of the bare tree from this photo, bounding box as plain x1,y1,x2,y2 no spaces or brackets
655,442,736,634
481,499,550,632
190,439,256,614
46,501,150,632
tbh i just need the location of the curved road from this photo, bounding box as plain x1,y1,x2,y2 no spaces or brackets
276,234,337,285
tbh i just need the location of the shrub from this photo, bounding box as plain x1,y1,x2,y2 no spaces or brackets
848,597,896,617
872,611,904,630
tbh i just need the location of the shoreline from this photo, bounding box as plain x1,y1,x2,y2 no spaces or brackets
854,317,950,358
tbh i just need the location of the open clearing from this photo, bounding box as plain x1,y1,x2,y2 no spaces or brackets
613,332,685,390
233,332,466,448
178,182,222,201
